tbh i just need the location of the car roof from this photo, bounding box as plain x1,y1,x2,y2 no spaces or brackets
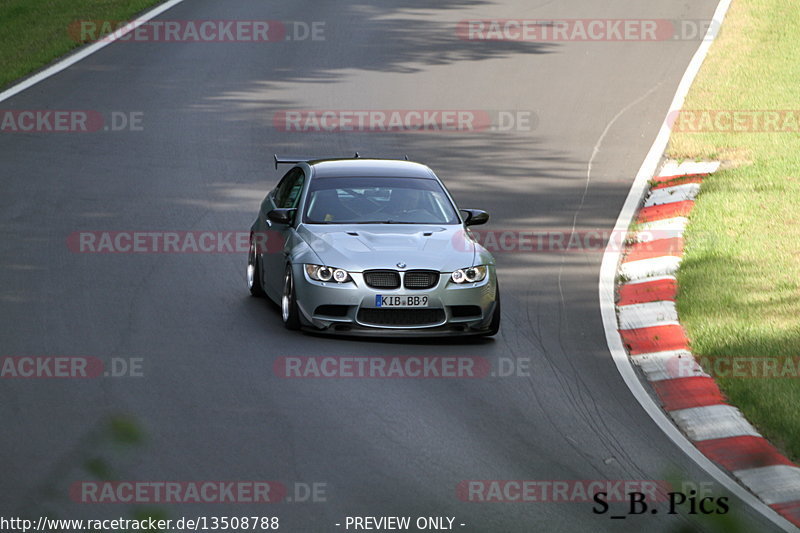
307,158,437,179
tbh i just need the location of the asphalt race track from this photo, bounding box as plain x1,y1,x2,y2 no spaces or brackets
0,1,781,531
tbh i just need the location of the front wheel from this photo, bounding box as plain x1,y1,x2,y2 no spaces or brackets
281,266,301,330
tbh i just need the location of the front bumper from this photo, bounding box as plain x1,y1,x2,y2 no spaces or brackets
291,264,498,336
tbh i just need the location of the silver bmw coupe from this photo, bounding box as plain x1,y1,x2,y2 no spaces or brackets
247,156,500,336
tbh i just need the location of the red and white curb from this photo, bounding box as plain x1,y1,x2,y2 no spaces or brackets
615,160,800,528
599,0,795,529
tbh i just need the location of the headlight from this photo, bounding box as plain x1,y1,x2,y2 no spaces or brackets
305,264,352,283
332,268,349,282
451,265,488,284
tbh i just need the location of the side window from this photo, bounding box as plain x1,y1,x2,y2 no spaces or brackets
284,169,306,208
275,168,305,208
273,168,297,207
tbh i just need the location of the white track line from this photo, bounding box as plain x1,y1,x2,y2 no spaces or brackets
620,274,677,286
644,183,702,206
735,466,800,506
634,217,689,241
631,350,707,382
659,160,721,177
670,404,761,441
637,217,689,230
618,301,679,330
0,0,187,104
597,0,796,528
620,256,682,281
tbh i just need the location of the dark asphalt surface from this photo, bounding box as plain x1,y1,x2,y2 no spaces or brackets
0,1,780,531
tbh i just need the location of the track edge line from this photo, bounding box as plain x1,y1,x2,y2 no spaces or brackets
0,0,188,104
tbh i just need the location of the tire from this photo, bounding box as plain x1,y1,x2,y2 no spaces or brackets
281,265,301,330
483,284,501,336
247,237,265,297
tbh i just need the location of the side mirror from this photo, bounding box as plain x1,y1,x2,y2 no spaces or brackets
461,209,489,226
267,208,296,225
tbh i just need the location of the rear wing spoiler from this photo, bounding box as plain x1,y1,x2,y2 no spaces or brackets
273,153,408,169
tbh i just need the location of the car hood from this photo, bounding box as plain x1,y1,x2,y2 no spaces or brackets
296,224,477,272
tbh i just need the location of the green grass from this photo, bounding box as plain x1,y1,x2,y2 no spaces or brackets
0,0,164,90
669,0,800,460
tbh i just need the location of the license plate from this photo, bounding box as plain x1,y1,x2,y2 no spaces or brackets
375,295,429,307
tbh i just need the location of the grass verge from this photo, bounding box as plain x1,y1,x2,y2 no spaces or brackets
0,0,165,90
669,0,800,460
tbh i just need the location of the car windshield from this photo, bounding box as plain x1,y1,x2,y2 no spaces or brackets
303,177,460,224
